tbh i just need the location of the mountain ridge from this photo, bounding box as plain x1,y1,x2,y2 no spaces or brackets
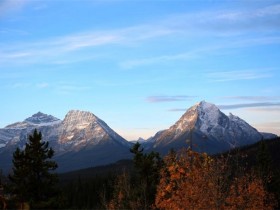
151,101,276,154
0,101,277,173
0,110,132,173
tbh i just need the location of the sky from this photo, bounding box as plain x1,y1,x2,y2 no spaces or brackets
0,0,280,140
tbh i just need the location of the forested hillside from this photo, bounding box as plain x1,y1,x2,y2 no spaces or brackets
1,138,279,209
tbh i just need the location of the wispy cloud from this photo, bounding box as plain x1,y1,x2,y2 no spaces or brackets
11,83,31,89
146,95,195,103
0,25,174,66
223,96,280,101
212,4,280,21
0,0,29,18
169,101,280,112
246,107,280,113
8,82,90,94
55,83,91,95
206,70,273,82
120,52,197,69
95,77,168,87
218,102,280,110
155,3,280,37
168,108,186,112
1,2,280,67
0,28,29,35
36,82,49,89
119,36,280,69
32,3,47,11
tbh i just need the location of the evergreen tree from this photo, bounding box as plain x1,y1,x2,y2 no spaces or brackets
130,142,163,209
9,129,58,208
256,139,272,185
108,143,163,209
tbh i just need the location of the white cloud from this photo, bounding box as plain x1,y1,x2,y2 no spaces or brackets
206,69,273,82
146,95,196,103
218,102,280,110
222,96,280,102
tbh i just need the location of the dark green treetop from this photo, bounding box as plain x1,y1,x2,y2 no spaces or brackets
9,129,58,208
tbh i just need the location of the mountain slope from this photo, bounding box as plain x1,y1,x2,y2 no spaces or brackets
54,110,132,172
0,102,277,173
0,110,132,173
151,101,276,154
57,110,129,151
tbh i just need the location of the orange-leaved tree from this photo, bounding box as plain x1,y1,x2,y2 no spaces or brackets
225,173,277,210
155,148,276,210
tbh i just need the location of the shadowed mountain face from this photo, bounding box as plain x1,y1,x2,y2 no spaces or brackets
0,102,277,173
0,110,132,173
150,101,276,154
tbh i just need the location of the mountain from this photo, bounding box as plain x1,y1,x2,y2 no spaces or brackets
0,110,132,173
57,110,130,151
53,110,132,172
0,112,61,150
0,102,277,173
151,101,277,154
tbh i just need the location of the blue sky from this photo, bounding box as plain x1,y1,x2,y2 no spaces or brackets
1,0,280,140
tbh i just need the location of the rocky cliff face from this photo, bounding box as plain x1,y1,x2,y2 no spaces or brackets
0,102,277,173
151,101,273,154
0,110,131,173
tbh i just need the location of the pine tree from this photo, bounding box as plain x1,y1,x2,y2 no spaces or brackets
256,139,272,185
130,142,163,209
9,129,58,208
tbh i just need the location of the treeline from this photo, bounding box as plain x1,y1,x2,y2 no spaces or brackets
1,131,280,209
59,139,280,209
58,139,280,209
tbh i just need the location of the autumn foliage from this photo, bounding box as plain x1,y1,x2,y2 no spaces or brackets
155,149,277,210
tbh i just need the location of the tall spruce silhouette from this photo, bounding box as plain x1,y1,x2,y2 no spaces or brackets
9,129,58,208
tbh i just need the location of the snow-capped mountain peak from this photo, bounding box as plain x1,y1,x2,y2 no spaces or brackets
5,112,61,129
58,110,129,147
62,110,98,130
197,101,220,117
152,101,275,154
170,101,222,137
195,101,227,134
24,112,61,125
0,109,132,173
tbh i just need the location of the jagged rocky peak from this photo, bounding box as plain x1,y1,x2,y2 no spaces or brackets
62,110,99,128
24,111,60,124
196,101,225,125
172,101,220,132
194,101,222,119
197,100,219,112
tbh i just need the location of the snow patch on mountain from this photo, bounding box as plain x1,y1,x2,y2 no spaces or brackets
49,110,130,151
25,112,61,124
0,109,132,172
152,101,272,154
